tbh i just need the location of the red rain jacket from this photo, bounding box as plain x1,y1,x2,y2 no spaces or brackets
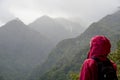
79,35,117,80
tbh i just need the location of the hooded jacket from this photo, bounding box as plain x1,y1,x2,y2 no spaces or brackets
79,35,117,80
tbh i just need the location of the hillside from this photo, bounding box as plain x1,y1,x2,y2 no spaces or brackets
31,10,120,80
55,18,85,36
29,16,84,44
0,19,54,80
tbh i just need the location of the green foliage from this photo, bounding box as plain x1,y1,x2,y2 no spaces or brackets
38,46,88,80
109,41,120,79
39,69,68,80
69,72,79,80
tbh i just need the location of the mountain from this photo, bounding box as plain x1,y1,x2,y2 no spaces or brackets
0,19,54,80
29,16,84,44
30,10,120,80
55,18,86,36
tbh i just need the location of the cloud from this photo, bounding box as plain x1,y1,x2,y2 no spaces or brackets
28,0,120,24
10,8,44,24
34,0,120,15
0,0,120,25
0,9,15,22
0,0,15,23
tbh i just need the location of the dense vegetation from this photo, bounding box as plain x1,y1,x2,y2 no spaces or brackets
38,46,89,80
109,41,120,79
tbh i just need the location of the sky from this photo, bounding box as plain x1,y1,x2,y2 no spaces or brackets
0,0,120,27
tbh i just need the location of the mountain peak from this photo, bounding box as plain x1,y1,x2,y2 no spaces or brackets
7,18,25,25
40,15,52,19
31,15,54,24
1,18,27,29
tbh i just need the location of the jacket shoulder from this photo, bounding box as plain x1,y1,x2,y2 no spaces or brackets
83,58,97,68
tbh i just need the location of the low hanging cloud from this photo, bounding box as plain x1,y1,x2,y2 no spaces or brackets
0,0,15,24
0,0,120,25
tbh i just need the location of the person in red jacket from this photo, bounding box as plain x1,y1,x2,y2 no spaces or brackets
79,35,117,80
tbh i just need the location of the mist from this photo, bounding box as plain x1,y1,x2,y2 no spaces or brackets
0,0,120,27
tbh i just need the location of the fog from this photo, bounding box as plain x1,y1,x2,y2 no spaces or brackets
0,0,120,27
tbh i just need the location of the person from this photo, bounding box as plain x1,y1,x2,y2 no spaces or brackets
79,35,117,80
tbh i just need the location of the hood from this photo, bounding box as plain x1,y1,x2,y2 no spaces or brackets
87,35,111,61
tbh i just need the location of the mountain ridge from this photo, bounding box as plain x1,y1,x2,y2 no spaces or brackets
29,16,84,44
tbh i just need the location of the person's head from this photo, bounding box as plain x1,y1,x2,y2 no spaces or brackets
87,35,111,60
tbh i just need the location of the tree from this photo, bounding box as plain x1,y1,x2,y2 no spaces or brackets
69,72,79,80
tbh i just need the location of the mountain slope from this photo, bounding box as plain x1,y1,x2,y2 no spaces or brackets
29,16,84,44
32,10,120,80
55,18,85,36
0,19,53,80
29,16,72,44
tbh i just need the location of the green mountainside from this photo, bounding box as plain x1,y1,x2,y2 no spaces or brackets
0,19,54,80
31,10,120,80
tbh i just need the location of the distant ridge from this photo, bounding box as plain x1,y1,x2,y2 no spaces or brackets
29,15,84,44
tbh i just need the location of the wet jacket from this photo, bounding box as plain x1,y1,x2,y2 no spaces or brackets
79,35,117,80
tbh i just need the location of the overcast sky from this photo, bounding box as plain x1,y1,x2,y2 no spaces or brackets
0,0,120,26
